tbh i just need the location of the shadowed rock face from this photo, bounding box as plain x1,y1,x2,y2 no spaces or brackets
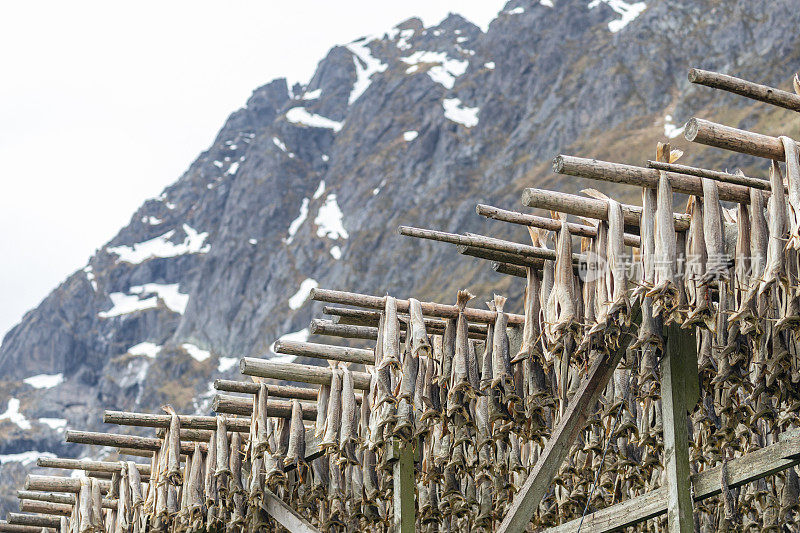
1,0,799,512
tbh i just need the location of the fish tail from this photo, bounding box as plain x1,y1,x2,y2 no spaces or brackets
493,294,507,313
456,289,474,310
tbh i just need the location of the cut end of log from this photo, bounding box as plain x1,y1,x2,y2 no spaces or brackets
307,287,319,300
309,319,322,334
273,340,285,353
211,395,221,413
397,226,412,236
687,68,701,83
684,117,699,141
238,358,248,375
23,477,31,491
552,155,565,173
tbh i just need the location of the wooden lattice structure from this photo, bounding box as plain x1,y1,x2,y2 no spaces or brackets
4,67,800,533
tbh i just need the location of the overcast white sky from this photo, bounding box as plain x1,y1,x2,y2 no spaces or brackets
0,1,508,341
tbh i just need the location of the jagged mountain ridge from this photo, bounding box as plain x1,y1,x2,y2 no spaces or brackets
1,0,800,514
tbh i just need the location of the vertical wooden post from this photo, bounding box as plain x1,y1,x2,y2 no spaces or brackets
390,439,415,533
660,323,695,533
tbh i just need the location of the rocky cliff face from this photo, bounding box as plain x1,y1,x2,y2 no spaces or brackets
1,0,799,513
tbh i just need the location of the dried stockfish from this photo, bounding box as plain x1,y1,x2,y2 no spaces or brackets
161,405,182,486
339,366,360,462
409,297,432,358
759,161,788,296
449,290,476,400
321,362,343,450
545,218,580,352
378,296,402,370
648,143,680,320
512,235,543,364
684,195,713,328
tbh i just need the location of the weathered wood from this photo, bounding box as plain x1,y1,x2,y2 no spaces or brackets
25,476,110,495
19,501,72,517
0,521,55,533
36,457,150,475
6,515,60,529
660,324,695,532
309,319,404,342
274,339,374,365
521,187,691,232
65,430,198,455
310,287,524,325
492,262,528,278
646,160,773,191
261,489,321,533
115,448,156,459
553,155,752,204
688,68,800,112
684,117,797,161
459,245,545,268
476,204,641,247
323,306,489,339
240,358,372,389
497,316,637,533
545,428,800,532
390,440,415,533
103,410,250,432
212,394,317,419
17,492,117,511
213,380,319,400
400,225,589,263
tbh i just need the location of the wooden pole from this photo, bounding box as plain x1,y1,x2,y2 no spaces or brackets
25,476,110,495
492,262,528,278
544,428,800,532
684,117,797,161
308,319,399,342
553,155,752,204
274,339,374,365
0,521,55,533
239,358,372,390
660,324,695,532
261,489,321,533
390,440,415,533
497,315,637,533
103,410,250,432
6,514,60,530
213,380,319,400
36,457,150,475
17,492,117,511
476,204,641,247
646,160,774,191
212,394,317,419
521,187,691,231
64,430,198,455
459,245,544,268
688,68,800,112
310,287,524,325
18,501,71,517
323,306,490,336
399,225,586,262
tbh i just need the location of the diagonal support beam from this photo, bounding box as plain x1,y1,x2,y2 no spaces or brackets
497,316,637,533
543,428,800,532
261,488,320,533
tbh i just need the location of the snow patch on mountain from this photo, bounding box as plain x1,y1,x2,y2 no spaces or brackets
286,107,343,132
443,98,480,127
107,224,210,264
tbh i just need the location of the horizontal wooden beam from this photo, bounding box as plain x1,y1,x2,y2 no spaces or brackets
553,155,752,204
0,521,55,533
25,476,110,495
310,287,524,325
212,394,317,419
685,117,797,161
240,358,372,389
459,245,544,268
213,379,319,400
274,339,374,365
19,500,71,517
492,262,527,278
37,457,150,475
646,160,773,191
476,204,641,247
545,429,800,532
103,410,250,432
688,68,800,112
18,492,117,511
7,514,60,530
521,187,691,232
65,430,198,455
323,306,488,340
309,319,401,342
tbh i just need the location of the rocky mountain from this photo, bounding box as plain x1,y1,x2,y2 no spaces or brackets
2,0,799,514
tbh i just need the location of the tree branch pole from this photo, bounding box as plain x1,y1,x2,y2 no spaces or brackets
6,514,60,530
459,245,545,268
0,521,56,533
212,394,317,419
688,68,800,113
18,501,72,517
37,457,150,476
273,339,374,365
521,187,691,232
239,358,372,390
323,306,490,336
310,287,524,325
213,380,319,399
645,160,774,191
25,476,111,495
65,430,200,455
103,411,250,432
309,319,404,342
553,155,752,204
17,491,118,510
684,117,799,161
475,204,641,247
492,262,528,278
